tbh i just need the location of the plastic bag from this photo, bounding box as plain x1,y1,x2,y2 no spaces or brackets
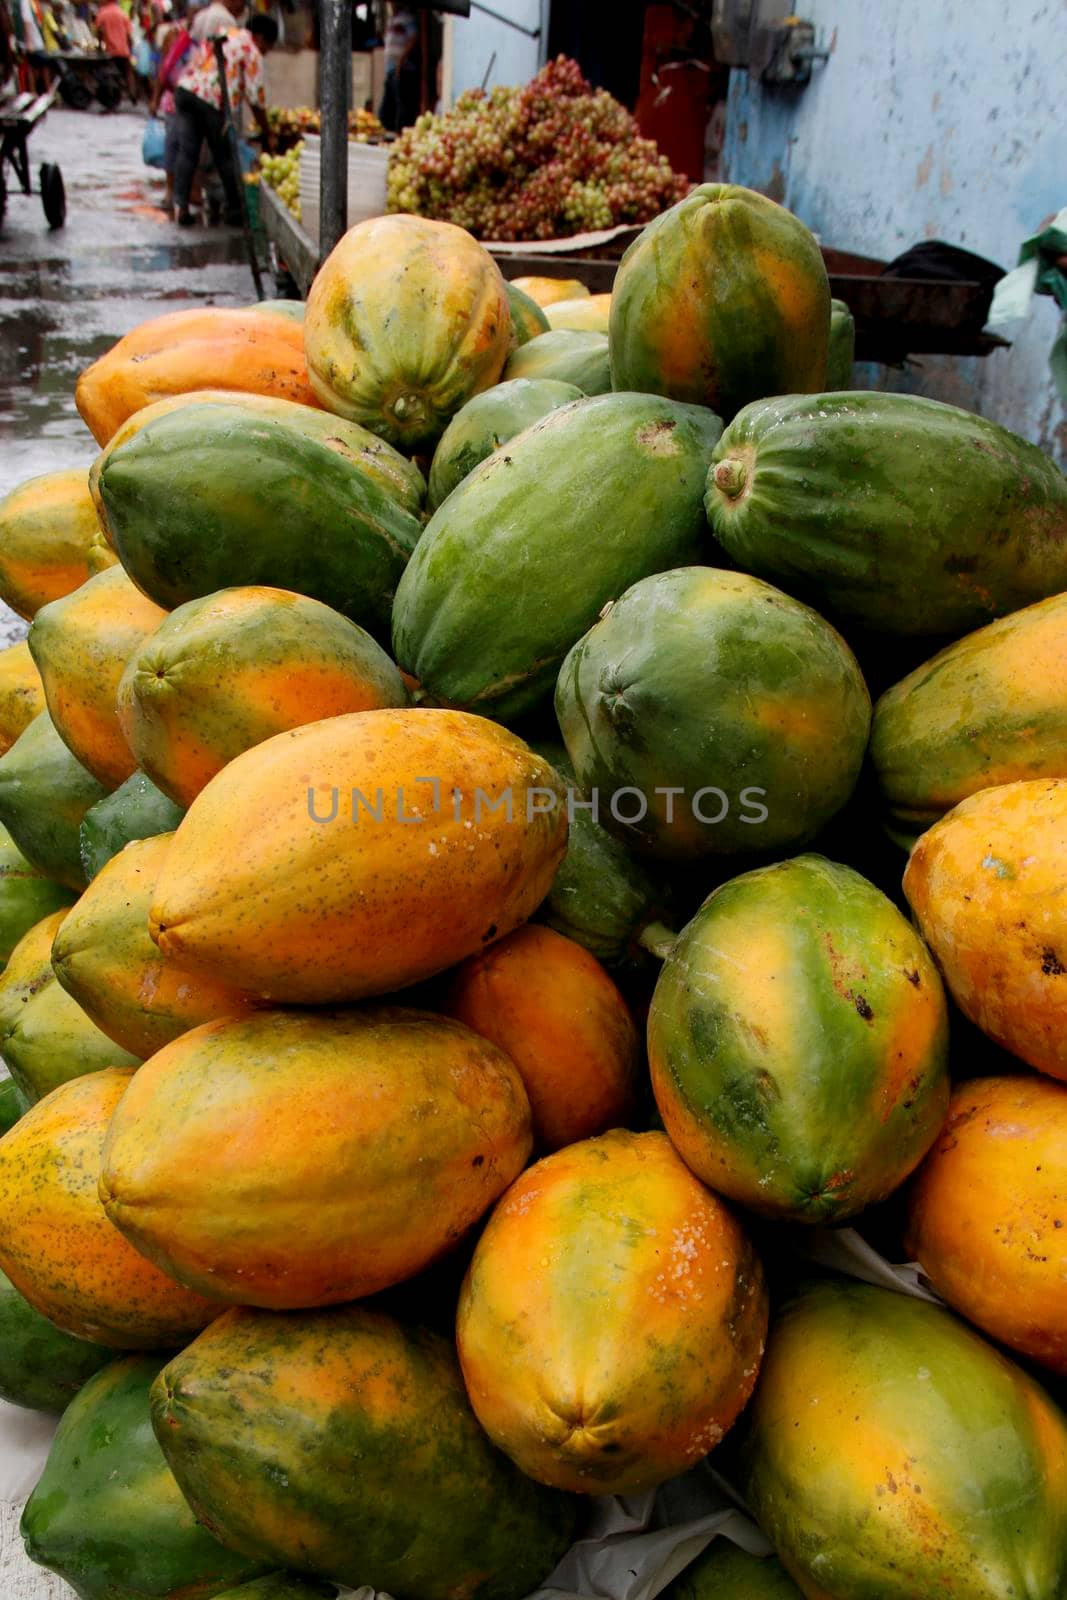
984,206,1067,402
142,116,167,170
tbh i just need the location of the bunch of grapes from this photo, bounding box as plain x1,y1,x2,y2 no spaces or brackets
386,56,688,240
260,141,303,221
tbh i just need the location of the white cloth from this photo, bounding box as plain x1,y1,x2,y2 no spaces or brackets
190,1,239,41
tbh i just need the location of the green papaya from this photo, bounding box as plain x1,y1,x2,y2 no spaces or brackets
22,1355,271,1600
705,392,1067,637
427,378,583,511
80,770,185,880
0,710,108,890
664,1542,803,1600
393,393,722,723
0,1074,27,1133
0,1266,114,1412
826,297,855,388
506,281,550,348
247,299,306,321
213,1582,336,1600
0,821,76,963
96,399,425,640
503,328,611,393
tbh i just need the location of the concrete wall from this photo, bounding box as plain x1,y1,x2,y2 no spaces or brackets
444,0,545,103
720,0,1066,465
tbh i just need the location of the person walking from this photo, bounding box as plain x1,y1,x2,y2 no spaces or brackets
378,3,419,132
172,9,275,227
94,0,135,100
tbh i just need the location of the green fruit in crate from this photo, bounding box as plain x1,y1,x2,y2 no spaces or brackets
556,567,871,859
503,328,611,393
506,280,550,348
80,770,185,880
0,821,76,964
648,855,950,1223
22,1356,271,1600
0,710,108,891
705,392,1067,637
96,398,424,640
151,1304,577,1600
826,297,855,388
427,378,583,510
0,1075,27,1133
739,1280,1067,1600
393,393,722,723
0,1266,114,1413
664,1542,803,1600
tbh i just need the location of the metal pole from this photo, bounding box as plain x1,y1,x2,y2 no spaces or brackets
214,36,265,300
319,0,350,258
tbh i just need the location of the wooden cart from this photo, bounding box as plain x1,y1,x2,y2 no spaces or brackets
0,85,65,231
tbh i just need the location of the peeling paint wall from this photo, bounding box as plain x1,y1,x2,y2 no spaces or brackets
446,0,543,102
721,0,1067,464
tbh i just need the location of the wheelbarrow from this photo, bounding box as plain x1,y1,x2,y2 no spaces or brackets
0,82,66,230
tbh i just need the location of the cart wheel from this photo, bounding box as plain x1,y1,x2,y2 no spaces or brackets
57,73,92,111
95,70,123,112
40,164,66,230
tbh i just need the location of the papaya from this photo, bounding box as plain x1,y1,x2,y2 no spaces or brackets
545,293,612,334
29,566,168,788
739,1279,1067,1600
393,393,722,724
0,910,140,1103
649,855,949,1223
80,770,184,880
246,298,305,320
86,524,119,575
904,779,1067,1081
100,1006,531,1309
826,297,855,388
705,392,1067,637
0,468,108,620
0,710,108,890
556,567,870,859
506,280,550,347
665,1543,803,1600
444,924,638,1151
0,1074,27,1133
96,398,423,639
215,1583,336,1600
871,591,1067,836
0,639,45,754
0,822,76,965
117,586,410,808
52,834,260,1060
427,377,584,511
150,1304,578,1599
0,1266,114,1412
0,1068,221,1346
75,306,321,446
503,328,611,393
305,214,511,451
149,709,567,1003
609,185,829,419
905,1075,1067,1374
457,1129,767,1494
510,275,589,307
21,1355,270,1599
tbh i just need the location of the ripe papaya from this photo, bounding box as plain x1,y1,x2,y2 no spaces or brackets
0,1068,221,1346
545,293,612,334
100,1007,531,1309
75,306,321,446
456,1129,768,1494
117,586,410,808
427,378,583,511
151,1304,578,1599
609,185,829,419
149,709,567,1003
0,911,139,1103
80,770,184,880
0,640,45,754
0,1266,113,1412
503,328,611,393
0,822,75,966
512,276,590,306
393,393,722,724
29,566,168,788
665,1543,803,1600
0,710,108,890
706,393,1067,637
305,214,511,451
506,280,550,347
826,297,855,388
445,924,638,1151
739,1280,1067,1599
0,468,109,621
904,779,1067,1081
0,1075,27,1133
21,1355,270,1598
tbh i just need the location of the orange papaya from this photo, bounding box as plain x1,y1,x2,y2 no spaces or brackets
0,468,109,620
511,276,590,307
456,1129,767,1494
0,641,45,756
0,1068,221,1346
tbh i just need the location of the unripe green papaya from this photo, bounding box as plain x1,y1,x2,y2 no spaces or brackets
0,1266,114,1413
0,821,76,965
0,1075,27,1133
664,1542,803,1600
503,328,611,393
428,378,583,511
80,769,185,881
506,280,550,348
0,710,108,890
826,297,855,388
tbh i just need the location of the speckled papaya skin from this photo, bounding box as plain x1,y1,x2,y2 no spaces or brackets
52,834,259,1060
28,567,167,789
456,1129,768,1495
150,1304,578,1600
0,641,45,755
427,379,583,511
79,771,184,881
903,778,1067,1081
0,1265,113,1412
905,1075,1067,1374
0,469,111,621
648,855,950,1223
739,1280,1067,1600
501,329,610,394
664,1542,803,1600
117,587,410,809
149,709,568,1004
99,1007,531,1309
0,710,107,890
0,823,75,967
0,1068,222,1347
21,1355,270,1599
304,215,511,453
75,307,322,446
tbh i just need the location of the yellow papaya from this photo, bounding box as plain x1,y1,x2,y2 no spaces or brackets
0,469,106,620
545,293,612,334
0,641,44,756
511,276,590,307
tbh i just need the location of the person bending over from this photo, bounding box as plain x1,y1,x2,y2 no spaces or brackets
172,9,276,227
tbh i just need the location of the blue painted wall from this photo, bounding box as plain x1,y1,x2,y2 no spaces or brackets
446,0,544,102
721,0,1066,465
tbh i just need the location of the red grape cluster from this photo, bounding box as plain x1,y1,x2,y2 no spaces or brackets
386,56,688,241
